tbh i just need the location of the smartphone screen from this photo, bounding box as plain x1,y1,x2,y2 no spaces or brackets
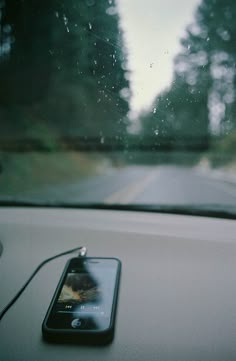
43,257,121,339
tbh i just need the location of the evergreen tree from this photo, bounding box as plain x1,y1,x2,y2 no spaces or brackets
141,0,236,148
0,0,130,143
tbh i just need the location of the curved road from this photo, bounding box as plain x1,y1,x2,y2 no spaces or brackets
23,165,236,207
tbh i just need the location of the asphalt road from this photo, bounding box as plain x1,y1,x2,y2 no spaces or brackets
24,165,236,207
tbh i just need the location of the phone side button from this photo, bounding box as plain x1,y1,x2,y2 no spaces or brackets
71,318,84,329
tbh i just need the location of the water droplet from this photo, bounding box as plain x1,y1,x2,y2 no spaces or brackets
94,60,97,65
3,24,12,34
108,0,112,4
86,0,95,6
153,107,157,114
207,37,210,41
150,63,154,68
154,129,159,135
66,27,70,33
55,11,59,18
97,98,101,103
88,22,92,30
100,137,105,144
63,14,68,26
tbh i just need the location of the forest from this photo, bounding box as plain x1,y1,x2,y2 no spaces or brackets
0,0,236,168
0,0,129,148
140,0,236,166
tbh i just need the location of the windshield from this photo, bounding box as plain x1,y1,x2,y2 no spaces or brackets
1,0,236,216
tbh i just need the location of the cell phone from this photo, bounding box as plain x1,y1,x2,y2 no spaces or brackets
42,257,121,344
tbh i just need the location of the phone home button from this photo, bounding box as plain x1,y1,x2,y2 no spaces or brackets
71,318,83,329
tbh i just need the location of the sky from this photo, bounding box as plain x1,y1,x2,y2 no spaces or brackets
117,0,200,118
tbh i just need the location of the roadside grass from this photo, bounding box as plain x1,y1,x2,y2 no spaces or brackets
0,152,109,197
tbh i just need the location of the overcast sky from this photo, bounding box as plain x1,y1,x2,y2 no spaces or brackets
117,0,200,118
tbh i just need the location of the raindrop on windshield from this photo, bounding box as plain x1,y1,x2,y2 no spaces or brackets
153,107,157,114
86,0,95,6
3,24,11,34
62,14,69,32
63,14,68,25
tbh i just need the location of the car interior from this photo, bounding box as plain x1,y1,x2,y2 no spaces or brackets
1,0,236,360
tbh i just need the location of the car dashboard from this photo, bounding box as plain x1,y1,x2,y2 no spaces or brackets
0,207,236,361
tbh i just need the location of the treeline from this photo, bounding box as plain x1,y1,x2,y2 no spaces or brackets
140,0,236,165
0,0,130,147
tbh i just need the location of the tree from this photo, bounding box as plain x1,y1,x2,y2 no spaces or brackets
0,0,53,104
141,0,236,153
0,0,130,145
174,0,236,135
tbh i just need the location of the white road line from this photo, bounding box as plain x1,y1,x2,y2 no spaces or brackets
104,171,158,204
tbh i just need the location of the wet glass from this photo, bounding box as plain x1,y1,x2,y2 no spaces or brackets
0,0,236,214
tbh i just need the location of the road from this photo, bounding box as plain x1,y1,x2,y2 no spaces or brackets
24,165,236,207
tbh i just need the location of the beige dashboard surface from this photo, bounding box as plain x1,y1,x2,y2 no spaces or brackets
0,207,236,361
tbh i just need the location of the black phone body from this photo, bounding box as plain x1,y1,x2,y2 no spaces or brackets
42,257,121,344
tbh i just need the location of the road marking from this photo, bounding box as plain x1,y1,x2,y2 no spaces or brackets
104,171,157,204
